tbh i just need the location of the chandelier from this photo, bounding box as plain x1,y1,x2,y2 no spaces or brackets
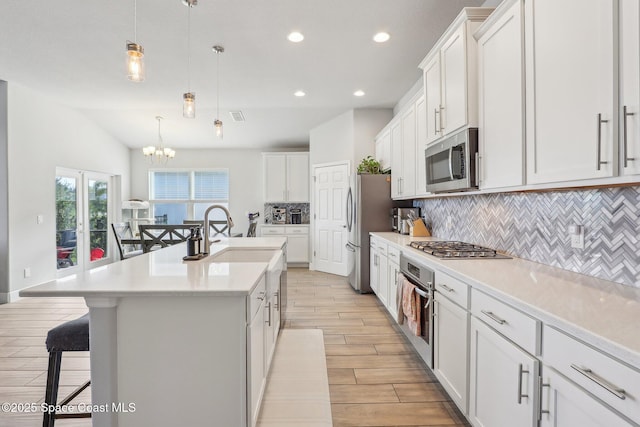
142,116,176,163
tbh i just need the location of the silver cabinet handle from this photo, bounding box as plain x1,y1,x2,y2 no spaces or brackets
439,105,445,132
481,310,507,325
257,291,266,301
596,113,609,170
439,284,455,293
517,363,529,404
274,291,279,310
434,108,440,135
623,105,636,168
539,381,550,420
570,364,626,400
265,302,272,326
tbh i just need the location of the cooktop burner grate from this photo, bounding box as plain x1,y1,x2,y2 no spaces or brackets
409,241,511,259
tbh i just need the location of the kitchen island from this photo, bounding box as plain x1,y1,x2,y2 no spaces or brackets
20,237,287,427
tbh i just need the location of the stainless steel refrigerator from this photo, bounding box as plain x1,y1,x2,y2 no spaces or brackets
345,174,395,293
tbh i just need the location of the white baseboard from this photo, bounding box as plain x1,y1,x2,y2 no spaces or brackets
0,289,22,304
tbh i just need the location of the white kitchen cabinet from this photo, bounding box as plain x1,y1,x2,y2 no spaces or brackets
263,152,309,202
434,292,469,414
476,0,525,189
420,8,494,145
415,94,429,197
369,241,379,295
375,128,392,172
260,225,309,264
390,94,420,199
621,0,640,176
370,238,388,305
469,316,539,427
540,367,635,427
524,0,615,184
248,279,266,427
386,247,400,320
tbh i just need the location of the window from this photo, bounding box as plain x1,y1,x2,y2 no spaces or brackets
149,169,229,224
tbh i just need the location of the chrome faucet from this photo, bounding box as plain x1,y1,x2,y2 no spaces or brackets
202,204,234,254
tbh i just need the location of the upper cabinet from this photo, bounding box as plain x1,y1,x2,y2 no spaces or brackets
263,152,309,202
524,0,615,184
621,0,640,176
375,128,392,172
476,0,525,190
420,8,494,145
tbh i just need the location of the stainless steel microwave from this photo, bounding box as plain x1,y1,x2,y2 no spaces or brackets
425,128,478,193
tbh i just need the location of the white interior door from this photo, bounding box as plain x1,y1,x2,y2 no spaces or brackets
312,162,349,276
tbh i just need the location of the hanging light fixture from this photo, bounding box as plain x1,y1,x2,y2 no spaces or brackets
143,116,176,163
126,0,145,82
182,0,197,118
212,45,224,139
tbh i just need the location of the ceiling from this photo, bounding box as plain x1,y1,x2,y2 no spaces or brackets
0,0,484,150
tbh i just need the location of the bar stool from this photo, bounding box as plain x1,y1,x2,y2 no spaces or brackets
43,313,92,427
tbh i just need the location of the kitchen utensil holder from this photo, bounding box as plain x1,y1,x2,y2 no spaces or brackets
410,218,431,237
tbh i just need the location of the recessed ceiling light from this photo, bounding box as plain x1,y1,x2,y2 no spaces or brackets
373,32,390,43
354,90,365,97
294,90,306,97
288,32,304,43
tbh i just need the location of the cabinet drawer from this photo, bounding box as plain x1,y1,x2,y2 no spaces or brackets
261,227,286,236
543,325,640,422
471,288,540,355
387,246,400,264
376,242,388,257
435,271,469,309
285,226,308,235
247,276,266,321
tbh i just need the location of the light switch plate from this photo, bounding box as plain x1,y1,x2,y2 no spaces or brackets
570,225,584,249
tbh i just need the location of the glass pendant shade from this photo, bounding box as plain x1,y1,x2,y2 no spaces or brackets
126,42,145,82
183,92,196,118
215,119,223,139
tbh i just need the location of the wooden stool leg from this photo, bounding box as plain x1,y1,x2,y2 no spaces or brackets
42,351,62,427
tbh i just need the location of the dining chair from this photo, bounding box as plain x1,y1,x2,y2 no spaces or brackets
111,222,143,260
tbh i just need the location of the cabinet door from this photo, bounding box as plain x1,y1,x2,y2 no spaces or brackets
369,245,378,294
621,0,640,176
248,303,265,427
375,129,392,172
478,0,525,189
540,367,634,427
415,95,429,196
469,316,538,427
286,234,309,263
378,253,389,307
264,154,287,202
441,24,467,135
387,260,400,320
525,0,615,184
401,104,417,196
286,153,309,202
390,119,403,198
434,294,469,415
424,54,442,144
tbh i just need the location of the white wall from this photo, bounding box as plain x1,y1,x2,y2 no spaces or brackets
3,82,131,302
129,148,266,236
353,109,394,166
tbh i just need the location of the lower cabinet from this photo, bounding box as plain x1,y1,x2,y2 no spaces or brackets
386,248,400,320
540,367,635,427
434,292,469,414
260,225,309,263
247,280,266,427
469,316,539,427
369,241,379,295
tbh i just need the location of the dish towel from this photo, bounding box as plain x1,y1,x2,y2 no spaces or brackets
396,272,406,324
401,278,421,336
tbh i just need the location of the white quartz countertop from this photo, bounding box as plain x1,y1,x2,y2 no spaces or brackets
371,232,640,369
20,237,287,298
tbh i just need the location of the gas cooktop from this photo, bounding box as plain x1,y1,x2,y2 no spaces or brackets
409,241,511,259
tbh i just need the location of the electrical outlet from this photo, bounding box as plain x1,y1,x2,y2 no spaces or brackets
36,215,44,224
568,224,584,249
24,267,31,278
446,216,453,230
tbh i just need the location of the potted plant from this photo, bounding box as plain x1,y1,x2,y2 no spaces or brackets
357,156,384,174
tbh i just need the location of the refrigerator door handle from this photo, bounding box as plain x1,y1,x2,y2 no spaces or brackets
346,186,353,232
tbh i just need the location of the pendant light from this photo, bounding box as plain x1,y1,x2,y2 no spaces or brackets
143,116,175,163
126,0,145,82
212,45,224,139
182,0,197,118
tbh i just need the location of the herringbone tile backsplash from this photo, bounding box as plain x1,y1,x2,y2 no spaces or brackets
413,187,640,288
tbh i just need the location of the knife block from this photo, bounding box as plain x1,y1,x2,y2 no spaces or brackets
410,218,431,237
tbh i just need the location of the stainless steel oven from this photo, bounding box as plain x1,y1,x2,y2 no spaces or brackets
425,127,478,193
399,253,435,368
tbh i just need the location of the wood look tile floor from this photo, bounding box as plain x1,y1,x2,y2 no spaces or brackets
286,268,469,427
0,268,468,427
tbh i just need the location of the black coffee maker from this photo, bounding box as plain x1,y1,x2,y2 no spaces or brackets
290,208,302,224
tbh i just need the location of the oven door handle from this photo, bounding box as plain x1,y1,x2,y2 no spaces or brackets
412,286,432,309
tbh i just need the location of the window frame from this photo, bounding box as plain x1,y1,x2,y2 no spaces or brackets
148,168,230,221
